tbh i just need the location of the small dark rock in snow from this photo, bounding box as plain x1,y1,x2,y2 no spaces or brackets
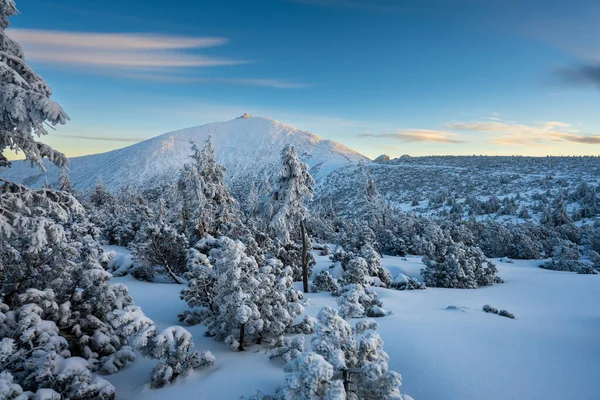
499,310,516,319
483,304,499,314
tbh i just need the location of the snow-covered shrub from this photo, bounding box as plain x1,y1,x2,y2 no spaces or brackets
0,301,116,398
540,239,597,273
130,217,189,283
310,307,410,400
311,270,339,293
390,274,426,291
282,352,338,399
320,244,333,256
287,315,316,335
421,242,503,289
339,257,370,286
336,284,387,319
360,245,392,287
108,306,214,388
269,336,305,363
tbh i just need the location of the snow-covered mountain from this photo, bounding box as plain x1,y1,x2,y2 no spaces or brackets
0,115,368,193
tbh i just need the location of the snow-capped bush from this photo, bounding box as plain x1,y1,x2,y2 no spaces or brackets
540,239,596,273
282,352,339,399
287,315,316,335
108,306,214,388
130,216,189,283
337,284,387,319
269,336,305,363
390,274,426,291
421,242,503,289
311,270,339,293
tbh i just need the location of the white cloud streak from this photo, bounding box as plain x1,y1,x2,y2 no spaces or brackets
445,119,600,146
8,28,243,69
359,129,464,144
7,28,307,88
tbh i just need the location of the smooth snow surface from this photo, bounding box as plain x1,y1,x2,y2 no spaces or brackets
0,117,368,192
106,249,600,400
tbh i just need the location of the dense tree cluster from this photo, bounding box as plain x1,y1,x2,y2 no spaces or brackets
0,3,210,395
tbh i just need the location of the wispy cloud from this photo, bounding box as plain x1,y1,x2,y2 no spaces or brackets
8,28,242,69
56,134,144,143
359,129,464,144
446,119,600,146
7,28,307,88
121,73,308,88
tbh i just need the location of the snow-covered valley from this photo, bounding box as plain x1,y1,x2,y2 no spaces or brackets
105,248,600,400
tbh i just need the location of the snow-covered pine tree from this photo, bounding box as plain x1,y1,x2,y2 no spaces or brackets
0,0,69,170
59,168,73,193
179,237,305,350
310,307,410,399
181,236,263,350
265,145,315,291
177,137,237,240
130,215,189,283
358,162,391,227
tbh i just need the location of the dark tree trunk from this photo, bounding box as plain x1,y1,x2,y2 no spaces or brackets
300,219,309,293
238,323,246,351
165,267,183,284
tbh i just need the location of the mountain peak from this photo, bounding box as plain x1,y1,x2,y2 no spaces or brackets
1,117,369,194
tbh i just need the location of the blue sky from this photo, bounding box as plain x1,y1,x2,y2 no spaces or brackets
7,0,600,158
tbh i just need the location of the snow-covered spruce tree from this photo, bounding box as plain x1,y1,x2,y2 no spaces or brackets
108,305,214,388
1,180,82,305
87,185,155,247
130,213,189,283
0,0,68,169
265,144,315,291
59,169,73,193
310,307,410,400
358,163,392,228
180,236,304,351
177,137,238,240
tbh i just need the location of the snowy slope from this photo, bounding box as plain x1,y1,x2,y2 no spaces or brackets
0,115,368,192
106,248,600,400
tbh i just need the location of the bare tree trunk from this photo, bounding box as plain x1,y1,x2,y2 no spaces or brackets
300,219,309,293
238,323,246,351
165,266,183,285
